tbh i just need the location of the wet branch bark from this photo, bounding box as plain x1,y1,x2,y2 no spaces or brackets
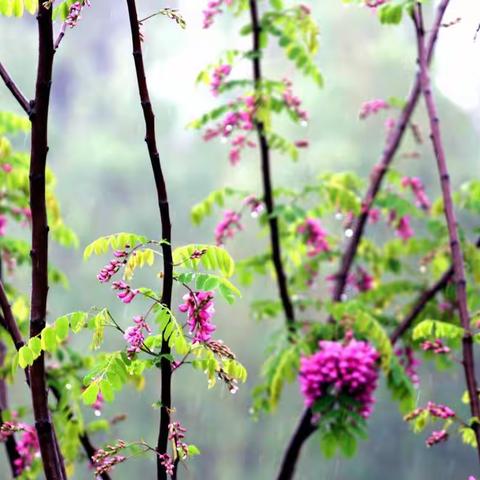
248,0,296,331
0,62,31,115
414,1,480,460
125,2,174,478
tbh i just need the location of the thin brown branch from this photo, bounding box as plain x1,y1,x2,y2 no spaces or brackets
248,0,296,331
124,2,174,479
0,62,31,115
414,1,480,460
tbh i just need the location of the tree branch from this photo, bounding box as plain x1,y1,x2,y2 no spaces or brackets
28,1,66,478
0,62,31,115
276,2,451,477
124,2,174,478
330,0,450,305
248,0,296,331
413,1,480,460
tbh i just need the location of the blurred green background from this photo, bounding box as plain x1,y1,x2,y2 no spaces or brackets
1,0,480,478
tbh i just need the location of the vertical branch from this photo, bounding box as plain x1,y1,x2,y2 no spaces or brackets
28,1,66,478
276,2,451,478
413,2,480,459
124,2,174,478
248,0,296,331
331,0,450,304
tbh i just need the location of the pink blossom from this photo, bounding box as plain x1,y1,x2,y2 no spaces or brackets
202,0,232,28
359,99,389,119
421,339,450,354
389,213,414,241
112,280,139,304
426,429,448,447
92,392,104,412
354,267,374,292
10,424,39,475
295,139,309,148
402,176,431,211
243,195,264,217
298,218,329,256
426,402,455,419
179,291,216,343
365,0,389,9
215,210,242,245
211,64,232,96
168,422,189,458
283,79,308,122
368,208,381,224
123,316,151,357
1,163,12,173
299,333,379,418
395,347,420,387
159,453,174,476
0,215,7,236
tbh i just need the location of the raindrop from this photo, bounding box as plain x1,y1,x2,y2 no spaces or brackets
335,212,343,221
94,410,102,417
419,265,427,274
300,120,308,127
345,228,353,238
65,383,72,390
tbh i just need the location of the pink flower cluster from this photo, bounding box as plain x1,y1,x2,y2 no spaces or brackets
395,347,420,387
211,64,231,96
92,440,127,477
1,163,12,173
203,96,256,165
426,429,448,447
421,339,450,355
298,218,329,257
359,99,389,119
401,176,431,211
112,280,139,304
283,79,308,123
1,422,40,475
0,215,7,236
159,453,174,476
243,195,264,218
299,334,379,418
179,291,216,343
388,212,414,241
65,0,90,28
202,0,232,29
123,316,151,357
215,210,242,245
365,0,389,8
97,248,129,283
168,422,189,458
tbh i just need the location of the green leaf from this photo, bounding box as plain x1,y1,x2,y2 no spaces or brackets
55,315,70,341
28,337,42,357
82,383,100,405
412,320,464,341
173,244,235,277
18,345,34,368
41,326,58,352
187,444,201,456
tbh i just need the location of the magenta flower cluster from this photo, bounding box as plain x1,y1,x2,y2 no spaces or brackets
65,0,90,28
298,218,330,257
421,339,450,355
97,248,129,283
1,422,40,475
402,176,431,211
202,0,232,29
359,99,389,119
203,95,256,165
169,421,189,458
299,334,379,418
0,215,6,236
215,210,242,246
211,64,231,96
395,346,420,387
179,291,216,343
112,280,139,304
123,315,151,357
426,429,448,447
283,79,308,123
159,453,174,476
388,212,414,241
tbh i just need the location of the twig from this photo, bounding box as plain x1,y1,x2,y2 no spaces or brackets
0,62,31,115
248,0,296,332
124,2,174,478
413,1,480,460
